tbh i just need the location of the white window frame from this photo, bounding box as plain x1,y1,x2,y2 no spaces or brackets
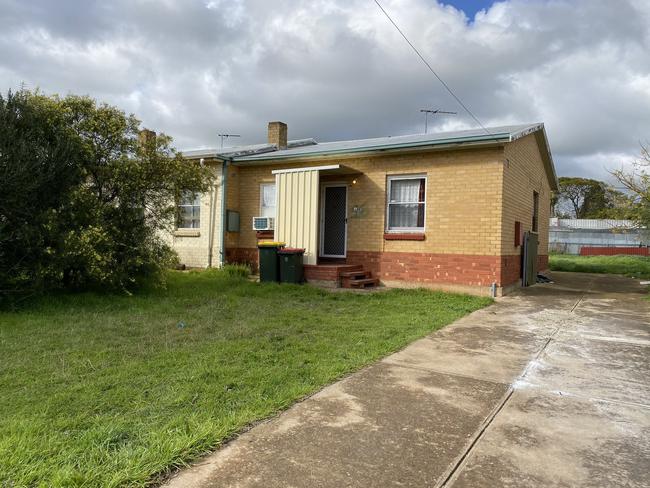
385,174,427,233
177,192,201,229
259,182,276,219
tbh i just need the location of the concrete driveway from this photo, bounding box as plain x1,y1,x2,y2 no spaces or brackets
164,272,650,488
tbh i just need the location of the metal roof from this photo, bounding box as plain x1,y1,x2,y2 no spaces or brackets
233,124,543,162
550,218,641,230
181,138,317,160
179,123,557,191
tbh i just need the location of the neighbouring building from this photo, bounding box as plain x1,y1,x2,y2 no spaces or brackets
170,121,558,296
549,218,648,255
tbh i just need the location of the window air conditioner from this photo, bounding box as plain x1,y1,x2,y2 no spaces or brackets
252,216,274,231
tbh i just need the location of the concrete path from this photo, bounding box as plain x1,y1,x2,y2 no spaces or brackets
163,272,650,487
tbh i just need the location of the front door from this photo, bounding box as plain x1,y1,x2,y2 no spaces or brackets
320,185,348,258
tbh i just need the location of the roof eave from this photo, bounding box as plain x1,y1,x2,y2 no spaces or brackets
532,125,559,192
233,133,511,164
509,123,545,142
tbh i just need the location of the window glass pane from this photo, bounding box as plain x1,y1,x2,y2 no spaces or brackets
388,203,425,229
180,193,199,206
178,192,200,228
389,178,425,203
260,183,276,218
261,184,275,207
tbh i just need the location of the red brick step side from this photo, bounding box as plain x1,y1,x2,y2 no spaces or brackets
303,263,378,288
304,264,362,282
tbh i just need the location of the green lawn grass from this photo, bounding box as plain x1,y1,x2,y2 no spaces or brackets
549,254,650,279
0,270,490,487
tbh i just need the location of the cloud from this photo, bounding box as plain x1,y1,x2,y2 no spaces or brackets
0,0,648,181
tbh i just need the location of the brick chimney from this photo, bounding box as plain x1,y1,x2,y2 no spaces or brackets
138,129,156,147
267,121,287,150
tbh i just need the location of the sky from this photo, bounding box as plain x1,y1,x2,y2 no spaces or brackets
1,0,649,182
443,0,496,19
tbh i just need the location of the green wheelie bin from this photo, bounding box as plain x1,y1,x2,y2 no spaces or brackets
257,241,284,282
278,248,305,284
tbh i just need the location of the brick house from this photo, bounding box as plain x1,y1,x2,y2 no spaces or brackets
171,121,558,296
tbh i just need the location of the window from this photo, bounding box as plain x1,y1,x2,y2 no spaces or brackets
177,192,200,228
532,191,539,233
386,175,426,231
260,183,276,218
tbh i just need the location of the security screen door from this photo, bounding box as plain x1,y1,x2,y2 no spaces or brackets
321,185,347,258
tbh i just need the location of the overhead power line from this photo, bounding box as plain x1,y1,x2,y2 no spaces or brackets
372,0,492,136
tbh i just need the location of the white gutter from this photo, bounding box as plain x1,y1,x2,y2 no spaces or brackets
271,164,340,174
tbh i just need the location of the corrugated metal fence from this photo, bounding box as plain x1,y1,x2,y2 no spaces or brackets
549,218,648,255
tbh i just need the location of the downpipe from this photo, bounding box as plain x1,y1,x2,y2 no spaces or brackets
219,160,228,268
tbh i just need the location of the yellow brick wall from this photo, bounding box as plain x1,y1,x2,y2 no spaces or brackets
165,161,224,268
229,147,507,255
224,164,240,249
176,133,554,272
501,133,552,256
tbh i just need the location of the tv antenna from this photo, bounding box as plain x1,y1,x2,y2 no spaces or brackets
420,109,457,134
218,133,241,148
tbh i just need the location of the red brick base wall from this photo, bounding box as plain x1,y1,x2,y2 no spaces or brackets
580,246,649,256
538,254,549,271
501,254,521,286
500,254,550,285
346,251,523,287
226,247,259,271
226,247,549,289
303,265,339,281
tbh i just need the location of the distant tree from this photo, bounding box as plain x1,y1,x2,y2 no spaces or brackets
611,144,650,228
556,176,626,219
0,90,211,304
591,187,638,220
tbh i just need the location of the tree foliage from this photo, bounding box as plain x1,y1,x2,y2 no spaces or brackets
611,144,650,228
0,90,83,300
0,90,211,304
555,176,634,219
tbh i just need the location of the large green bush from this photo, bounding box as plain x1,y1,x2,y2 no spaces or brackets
0,90,211,304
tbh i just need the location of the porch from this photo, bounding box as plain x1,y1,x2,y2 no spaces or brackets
273,164,378,288
273,164,356,266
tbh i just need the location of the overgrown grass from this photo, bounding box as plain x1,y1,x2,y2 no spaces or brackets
549,254,650,279
0,270,490,487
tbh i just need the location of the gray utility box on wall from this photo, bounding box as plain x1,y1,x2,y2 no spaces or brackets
227,210,240,232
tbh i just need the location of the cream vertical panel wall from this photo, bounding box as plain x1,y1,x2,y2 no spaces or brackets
275,169,319,265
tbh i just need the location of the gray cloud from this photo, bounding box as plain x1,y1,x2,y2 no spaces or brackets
1,0,649,181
